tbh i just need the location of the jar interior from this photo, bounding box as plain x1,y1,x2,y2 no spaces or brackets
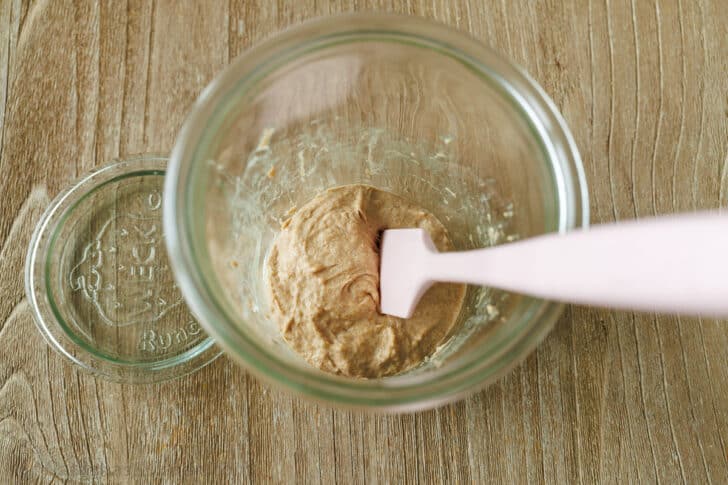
185,37,561,383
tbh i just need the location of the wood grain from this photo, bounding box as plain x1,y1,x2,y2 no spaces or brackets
1,0,727,483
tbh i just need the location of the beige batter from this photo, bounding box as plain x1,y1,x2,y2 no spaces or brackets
266,185,466,378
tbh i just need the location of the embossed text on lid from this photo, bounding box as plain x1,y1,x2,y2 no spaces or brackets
25,156,220,382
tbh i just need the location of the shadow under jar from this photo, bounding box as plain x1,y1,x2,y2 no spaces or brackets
164,14,588,411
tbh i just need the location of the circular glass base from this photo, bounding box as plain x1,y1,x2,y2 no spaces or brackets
26,156,221,382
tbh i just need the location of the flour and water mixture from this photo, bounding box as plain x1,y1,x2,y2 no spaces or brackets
266,184,465,378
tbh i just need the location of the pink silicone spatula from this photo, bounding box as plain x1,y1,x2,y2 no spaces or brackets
380,212,728,319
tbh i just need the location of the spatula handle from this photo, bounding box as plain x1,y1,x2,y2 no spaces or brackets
429,212,728,316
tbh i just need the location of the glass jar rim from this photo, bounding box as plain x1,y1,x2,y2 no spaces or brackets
164,13,589,410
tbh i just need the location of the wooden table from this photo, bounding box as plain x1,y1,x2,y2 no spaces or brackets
1,1,726,483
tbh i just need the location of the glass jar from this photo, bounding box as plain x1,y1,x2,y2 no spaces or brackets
163,13,588,410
